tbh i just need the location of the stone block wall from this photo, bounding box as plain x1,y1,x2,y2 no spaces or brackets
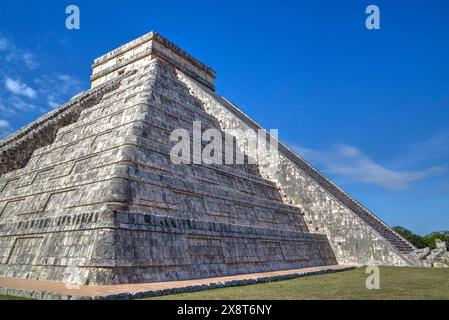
1,29,418,287
177,70,416,267
0,76,126,175
0,57,336,285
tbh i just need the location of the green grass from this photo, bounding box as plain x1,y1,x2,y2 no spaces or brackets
1,267,448,300
148,267,449,300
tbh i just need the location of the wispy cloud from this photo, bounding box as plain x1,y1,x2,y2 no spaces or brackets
0,35,87,126
0,35,38,70
0,37,9,50
295,144,446,191
9,96,43,112
21,52,38,70
4,78,37,99
0,119,12,138
404,131,449,165
35,73,84,108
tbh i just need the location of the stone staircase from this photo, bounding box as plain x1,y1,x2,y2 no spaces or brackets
301,168,416,254
212,96,417,256
356,208,415,253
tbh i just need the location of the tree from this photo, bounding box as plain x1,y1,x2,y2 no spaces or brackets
424,232,449,250
393,226,426,249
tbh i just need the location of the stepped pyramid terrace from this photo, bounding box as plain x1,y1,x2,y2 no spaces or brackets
0,32,422,288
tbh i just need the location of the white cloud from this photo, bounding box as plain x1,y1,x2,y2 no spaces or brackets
35,73,85,108
405,131,449,164
0,35,87,138
0,34,38,70
0,37,9,50
48,100,59,108
9,96,40,112
0,99,17,117
0,119,12,138
296,144,446,191
5,78,37,99
22,52,38,69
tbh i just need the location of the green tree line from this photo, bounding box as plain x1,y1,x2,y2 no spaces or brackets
393,227,449,250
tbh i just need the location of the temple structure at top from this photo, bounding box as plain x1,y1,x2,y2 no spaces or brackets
90,32,216,90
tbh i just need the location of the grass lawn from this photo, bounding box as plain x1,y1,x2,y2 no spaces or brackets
0,267,448,300
148,267,449,300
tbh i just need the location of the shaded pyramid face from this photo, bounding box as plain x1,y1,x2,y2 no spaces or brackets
0,56,335,285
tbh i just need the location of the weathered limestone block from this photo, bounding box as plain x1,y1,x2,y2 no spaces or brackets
0,31,420,286
177,61,416,267
435,240,447,251
0,74,129,175
0,34,338,284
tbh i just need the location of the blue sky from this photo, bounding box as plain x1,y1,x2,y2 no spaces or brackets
0,1,448,234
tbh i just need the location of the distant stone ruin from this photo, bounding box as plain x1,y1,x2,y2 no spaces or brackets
435,240,447,251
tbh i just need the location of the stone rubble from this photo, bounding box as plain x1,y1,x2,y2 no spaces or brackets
407,240,448,268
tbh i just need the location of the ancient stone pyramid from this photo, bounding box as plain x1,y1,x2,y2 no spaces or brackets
0,32,416,285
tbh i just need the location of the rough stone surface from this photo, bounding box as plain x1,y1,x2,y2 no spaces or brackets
0,75,129,175
0,32,418,286
0,35,337,285
91,31,215,91
405,241,447,268
435,240,447,251
178,72,416,267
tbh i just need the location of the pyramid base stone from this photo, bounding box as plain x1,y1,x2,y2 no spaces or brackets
0,265,354,300
0,209,335,285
